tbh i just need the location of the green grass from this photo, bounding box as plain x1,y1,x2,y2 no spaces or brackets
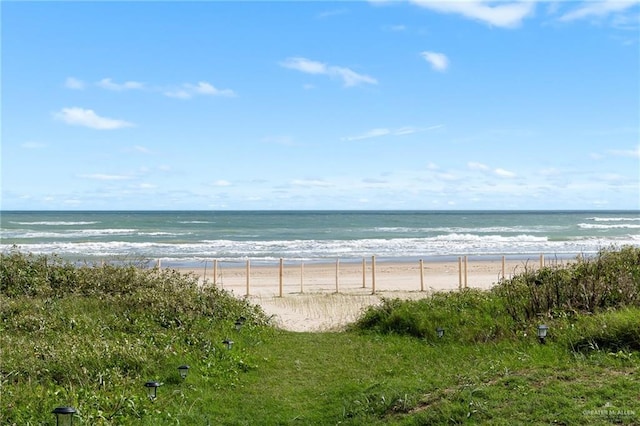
1,247,639,424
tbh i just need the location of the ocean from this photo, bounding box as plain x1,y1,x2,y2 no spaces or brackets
1,211,639,266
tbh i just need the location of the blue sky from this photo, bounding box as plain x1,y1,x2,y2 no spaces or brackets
2,1,639,211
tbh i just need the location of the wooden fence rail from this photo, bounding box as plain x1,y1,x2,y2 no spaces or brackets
158,253,562,297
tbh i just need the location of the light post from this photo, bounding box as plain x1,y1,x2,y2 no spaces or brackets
223,339,234,350
436,327,445,338
178,365,190,380
235,316,246,331
52,406,76,426
537,324,549,344
144,381,161,401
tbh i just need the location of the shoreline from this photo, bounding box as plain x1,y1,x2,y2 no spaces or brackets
155,252,584,269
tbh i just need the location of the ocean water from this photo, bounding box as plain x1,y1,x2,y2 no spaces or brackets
1,211,639,266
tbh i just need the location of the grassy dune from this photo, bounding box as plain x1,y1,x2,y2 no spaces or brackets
1,246,639,424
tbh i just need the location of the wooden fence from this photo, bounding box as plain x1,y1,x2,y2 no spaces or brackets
159,254,560,297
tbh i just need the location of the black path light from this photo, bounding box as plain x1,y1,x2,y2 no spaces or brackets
235,316,246,331
537,324,549,344
223,338,234,350
52,406,76,426
178,365,190,380
144,381,161,401
234,319,243,331
436,327,445,338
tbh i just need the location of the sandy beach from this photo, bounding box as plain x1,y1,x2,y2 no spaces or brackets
180,257,561,332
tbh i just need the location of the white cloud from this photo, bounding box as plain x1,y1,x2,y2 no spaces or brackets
53,107,134,130
212,180,232,187
65,77,85,90
97,78,144,91
332,67,378,86
343,124,442,141
280,57,378,87
164,81,236,99
468,161,490,171
281,57,328,74
136,183,157,189
290,179,333,187
468,162,516,178
539,167,561,176
421,51,449,71
80,173,133,180
164,89,191,99
559,0,639,22
343,128,391,141
608,146,640,158
131,145,150,153
409,0,536,28
494,168,516,178
395,126,420,135
189,82,236,97
317,8,348,19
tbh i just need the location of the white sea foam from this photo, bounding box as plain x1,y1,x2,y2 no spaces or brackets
1,229,139,239
578,223,640,229
372,226,562,234
588,217,640,222
3,233,636,263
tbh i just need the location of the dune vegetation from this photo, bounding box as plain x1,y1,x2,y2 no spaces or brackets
1,246,639,424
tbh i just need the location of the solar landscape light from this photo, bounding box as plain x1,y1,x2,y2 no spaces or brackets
178,365,190,380
52,406,76,426
223,338,234,350
144,381,161,401
537,324,549,344
235,320,243,331
436,327,445,338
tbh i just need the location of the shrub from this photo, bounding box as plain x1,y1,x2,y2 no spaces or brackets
493,245,640,323
350,289,514,342
563,307,640,353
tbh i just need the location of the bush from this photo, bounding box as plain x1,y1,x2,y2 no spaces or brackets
0,251,271,424
350,289,514,342
563,307,640,353
493,245,640,323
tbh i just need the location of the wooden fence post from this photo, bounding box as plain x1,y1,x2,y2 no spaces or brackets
213,259,218,285
419,259,424,292
300,262,304,293
540,253,544,269
501,256,505,280
279,258,284,298
362,258,366,288
458,257,462,290
335,259,340,293
371,255,376,295
246,259,250,297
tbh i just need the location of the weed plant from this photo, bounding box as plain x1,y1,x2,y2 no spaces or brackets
1,249,268,424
